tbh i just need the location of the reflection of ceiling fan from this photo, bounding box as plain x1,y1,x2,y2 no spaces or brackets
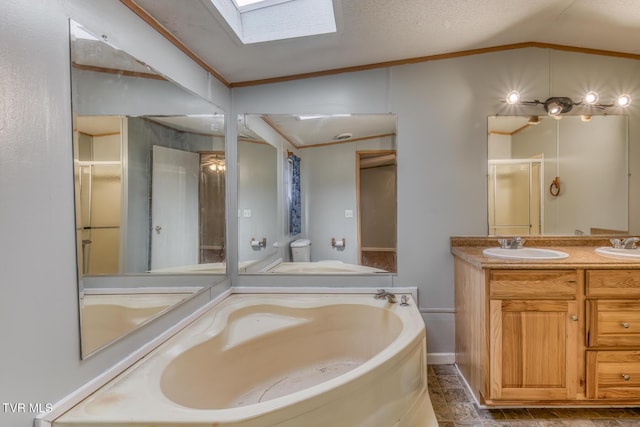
201,154,226,173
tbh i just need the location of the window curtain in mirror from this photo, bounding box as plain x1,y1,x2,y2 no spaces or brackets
288,154,301,235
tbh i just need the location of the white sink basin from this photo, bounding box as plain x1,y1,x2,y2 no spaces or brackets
595,247,640,260
482,247,569,260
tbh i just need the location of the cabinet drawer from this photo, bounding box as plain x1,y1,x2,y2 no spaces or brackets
587,300,640,347
587,270,640,298
489,270,577,299
587,351,640,399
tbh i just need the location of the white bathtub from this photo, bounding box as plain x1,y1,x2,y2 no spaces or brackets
266,260,390,274
55,293,435,426
148,261,257,274
148,261,227,274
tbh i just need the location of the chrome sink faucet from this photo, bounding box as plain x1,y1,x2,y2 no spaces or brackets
622,237,640,249
374,289,397,303
509,236,524,249
498,237,525,249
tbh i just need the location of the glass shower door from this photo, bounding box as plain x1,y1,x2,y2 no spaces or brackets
77,163,121,275
488,160,542,236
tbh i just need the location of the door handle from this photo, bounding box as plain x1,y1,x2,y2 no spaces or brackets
154,225,162,234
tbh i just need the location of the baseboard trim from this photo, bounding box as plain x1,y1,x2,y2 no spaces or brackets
427,353,455,365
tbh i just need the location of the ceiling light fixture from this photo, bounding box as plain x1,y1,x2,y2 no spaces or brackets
203,155,226,174
333,132,353,141
544,97,573,116
505,91,632,116
296,114,328,120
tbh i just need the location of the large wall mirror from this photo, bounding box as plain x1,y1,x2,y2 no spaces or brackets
488,115,628,236
237,113,397,274
70,21,226,358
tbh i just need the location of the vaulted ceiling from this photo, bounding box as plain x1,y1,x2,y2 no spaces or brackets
126,0,640,86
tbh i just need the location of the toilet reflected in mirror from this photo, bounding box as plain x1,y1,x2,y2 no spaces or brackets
291,238,311,262
237,113,397,275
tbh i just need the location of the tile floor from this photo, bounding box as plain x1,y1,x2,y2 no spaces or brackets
428,364,640,426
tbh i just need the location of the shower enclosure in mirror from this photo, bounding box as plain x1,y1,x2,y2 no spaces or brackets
488,115,628,236
237,113,397,274
70,20,226,357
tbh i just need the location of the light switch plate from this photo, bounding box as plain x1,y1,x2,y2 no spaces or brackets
345,210,353,218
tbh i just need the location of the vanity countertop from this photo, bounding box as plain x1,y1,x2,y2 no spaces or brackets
450,236,640,270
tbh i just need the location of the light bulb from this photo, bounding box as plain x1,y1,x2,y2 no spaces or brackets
584,91,598,105
617,94,632,107
506,91,520,105
547,102,562,116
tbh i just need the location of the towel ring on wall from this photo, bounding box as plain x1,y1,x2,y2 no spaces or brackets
550,176,561,197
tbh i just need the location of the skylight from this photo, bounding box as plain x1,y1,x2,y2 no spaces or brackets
211,0,336,44
234,0,265,6
232,0,294,12
232,0,289,10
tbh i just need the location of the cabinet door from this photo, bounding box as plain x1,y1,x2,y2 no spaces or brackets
490,300,579,401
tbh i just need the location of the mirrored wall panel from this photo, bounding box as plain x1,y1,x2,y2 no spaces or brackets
237,113,397,274
70,20,226,357
488,115,628,236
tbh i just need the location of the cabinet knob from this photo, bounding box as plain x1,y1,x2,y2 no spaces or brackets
622,374,631,381
570,315,578,321
622,322,631,329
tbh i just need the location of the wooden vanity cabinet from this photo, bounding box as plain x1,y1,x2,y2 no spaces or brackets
586,270,640,399
454,249,640,406
454,259,584,405
488,270,580,402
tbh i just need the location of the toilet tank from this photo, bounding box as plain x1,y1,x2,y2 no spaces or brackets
290,239,311,262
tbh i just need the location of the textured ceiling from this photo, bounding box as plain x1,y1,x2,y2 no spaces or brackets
262,113,396,147
129,0,640,84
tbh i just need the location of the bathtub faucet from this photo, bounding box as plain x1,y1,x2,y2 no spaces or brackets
374,289,397,303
